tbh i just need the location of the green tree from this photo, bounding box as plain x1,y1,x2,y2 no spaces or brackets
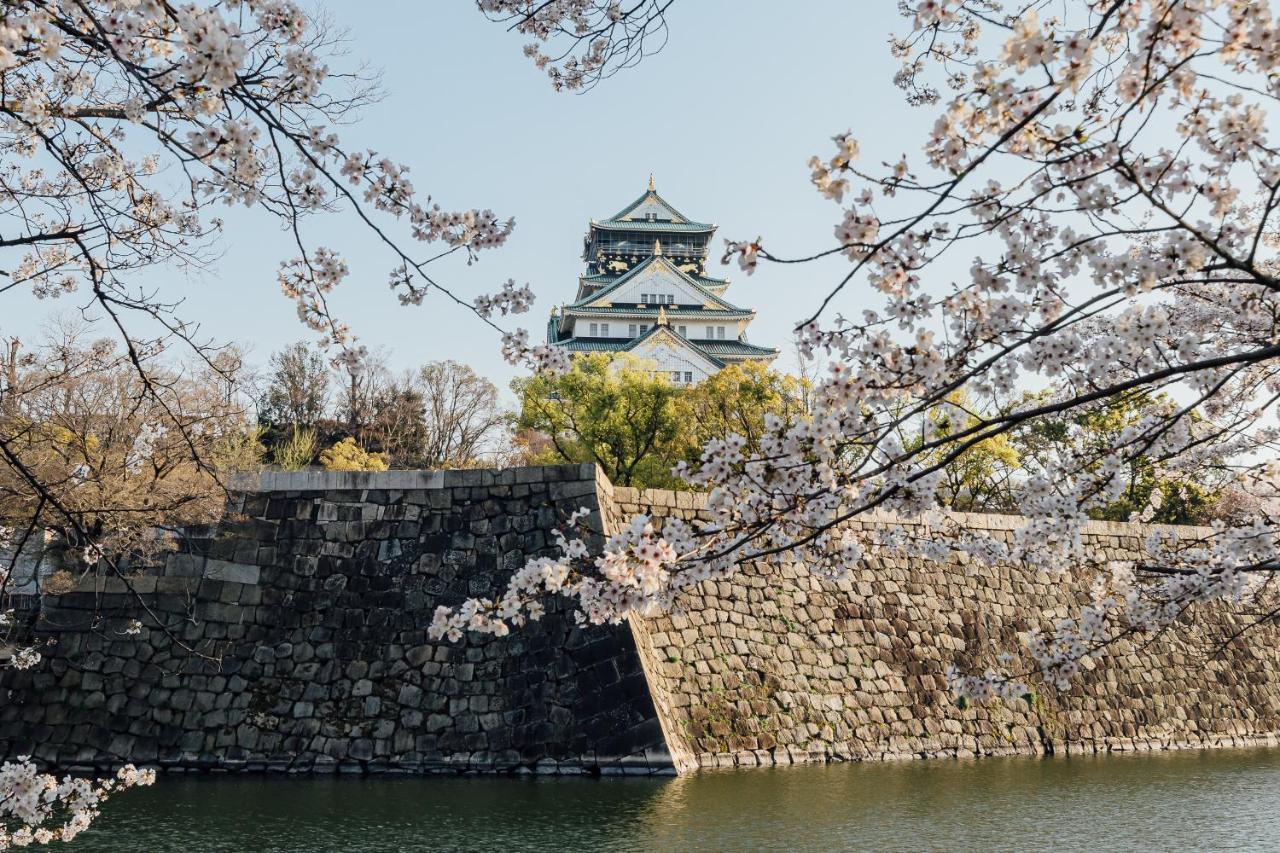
684,362,809,460
900,392,1022,514
516,357,814,489
913,390,1224,522
514,354,686,488
1012,391,1221,524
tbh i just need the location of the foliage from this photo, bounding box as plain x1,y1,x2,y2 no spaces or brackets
515,354,685,488
413,361,509,468
901,393,1022,514
909,391,1224,522
682,362,809,462
258,343,331,431
369,374,429,467
516,357,809,488
270,427,319,471
453,1,1280,707
256,345,509,470
0,330,257,567
318,438,388,472
1010,392,1225,525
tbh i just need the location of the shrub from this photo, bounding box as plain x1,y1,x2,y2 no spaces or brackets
319,437,388,472
271,427,318,470
42,570,76,595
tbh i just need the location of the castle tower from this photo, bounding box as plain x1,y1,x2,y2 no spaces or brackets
546,178,778,384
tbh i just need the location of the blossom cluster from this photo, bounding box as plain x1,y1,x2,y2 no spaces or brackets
457,0,1280,709
477,0,656,92
0,759,154,848
1,0,524,394
500,329,572,376
473,279,535,318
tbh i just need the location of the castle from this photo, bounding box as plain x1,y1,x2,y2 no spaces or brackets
546,178,778,383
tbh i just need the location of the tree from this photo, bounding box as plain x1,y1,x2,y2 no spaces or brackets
515,357,808,488
446,2,1280,703
0,325,259,685
416,361,509,468
258,342,331,431
370,371,430,468
899,392,1023,515
1010,391,1226,525
334,347,390,436
0,2,552,831
0,328,258,564
682,362,809,462
515,354,686,488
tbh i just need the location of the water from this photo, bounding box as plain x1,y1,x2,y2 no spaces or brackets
71,748,1280,851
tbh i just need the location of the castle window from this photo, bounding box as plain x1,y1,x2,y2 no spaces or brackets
589,323,598,336
677,325,687,336
628,324,637,337
641,294,649,304
600,323,609,336
704,325,713,338
684,371,693,383
717,326,726,340
640,324,649,333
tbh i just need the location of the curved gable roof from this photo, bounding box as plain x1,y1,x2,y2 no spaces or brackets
604,187,710,227
572,255,744,311
624,324,726,370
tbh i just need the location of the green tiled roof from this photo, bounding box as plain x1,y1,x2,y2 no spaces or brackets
580,271,729,288
550,322,776,366
603,188,712,228
564,306,754,319
554,338,629,352
569,255,746,312
591,219,713,233
696,340,780,357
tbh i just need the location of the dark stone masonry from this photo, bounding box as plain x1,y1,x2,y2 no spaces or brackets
0,465,667,775
3,464,1280,776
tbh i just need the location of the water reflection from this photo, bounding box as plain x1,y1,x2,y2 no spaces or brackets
71,748,1280,852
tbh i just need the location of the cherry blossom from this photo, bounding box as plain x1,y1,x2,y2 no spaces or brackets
464,0,1280,708
0,760,154,847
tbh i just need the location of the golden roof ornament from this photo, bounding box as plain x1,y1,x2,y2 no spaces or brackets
653,239,662,256
648,173,655,192
657,305,668,326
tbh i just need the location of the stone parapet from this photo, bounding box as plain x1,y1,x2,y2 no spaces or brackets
1,464,668,776
613,488,1280,772
3,467,1278,776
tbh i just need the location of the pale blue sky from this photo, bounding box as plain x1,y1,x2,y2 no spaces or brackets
9,1,935,389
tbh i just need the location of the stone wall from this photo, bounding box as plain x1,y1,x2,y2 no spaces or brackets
612,487,1280,772
3,466,1280,777
0,465,669,775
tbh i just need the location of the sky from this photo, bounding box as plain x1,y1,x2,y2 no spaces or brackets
7,1,937,394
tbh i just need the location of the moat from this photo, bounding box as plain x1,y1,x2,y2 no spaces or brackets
72,748,1280,851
